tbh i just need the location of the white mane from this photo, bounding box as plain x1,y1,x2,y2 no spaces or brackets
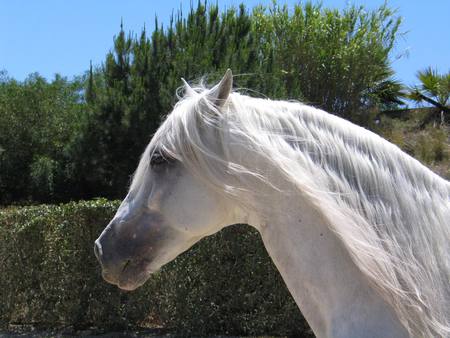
132,86,450,337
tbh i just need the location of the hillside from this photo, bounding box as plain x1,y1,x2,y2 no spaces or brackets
376,108,449,180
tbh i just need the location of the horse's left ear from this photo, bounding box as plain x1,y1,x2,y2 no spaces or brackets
207,69,233,108
181,78,197,97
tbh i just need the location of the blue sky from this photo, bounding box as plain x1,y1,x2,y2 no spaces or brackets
1,0,449,87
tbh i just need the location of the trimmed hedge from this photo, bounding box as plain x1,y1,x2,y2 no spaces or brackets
0,200,311,336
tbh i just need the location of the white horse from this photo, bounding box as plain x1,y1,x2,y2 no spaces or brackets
95,70,450,338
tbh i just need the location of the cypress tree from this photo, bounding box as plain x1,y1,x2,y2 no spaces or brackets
85,60,96,104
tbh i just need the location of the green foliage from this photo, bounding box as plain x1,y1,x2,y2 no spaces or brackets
408,67,450,107
0,1,405,203
0,200,122,328
0,72,86,203
0,200,310,336
252,2,403,120
29,156,59,201
73,1,404,199
407,68,450,127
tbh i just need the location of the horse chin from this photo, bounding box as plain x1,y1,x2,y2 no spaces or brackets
117,277,147,291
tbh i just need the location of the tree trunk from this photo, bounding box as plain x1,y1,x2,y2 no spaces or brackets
417,93,450,114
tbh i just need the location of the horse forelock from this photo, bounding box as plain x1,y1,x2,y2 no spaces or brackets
131,85,450,337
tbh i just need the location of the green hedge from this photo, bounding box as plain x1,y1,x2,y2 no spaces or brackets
0,200,311,336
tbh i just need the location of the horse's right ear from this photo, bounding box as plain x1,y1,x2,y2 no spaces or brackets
207,69,233,108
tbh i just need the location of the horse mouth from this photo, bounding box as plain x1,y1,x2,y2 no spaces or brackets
116,258,154,291
122,259,132,273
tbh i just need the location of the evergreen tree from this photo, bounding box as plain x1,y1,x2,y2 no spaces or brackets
86,60,96,104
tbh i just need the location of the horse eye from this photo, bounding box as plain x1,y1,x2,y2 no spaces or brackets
150,151,169,166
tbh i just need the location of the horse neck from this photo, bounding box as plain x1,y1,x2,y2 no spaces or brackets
247,194,409,338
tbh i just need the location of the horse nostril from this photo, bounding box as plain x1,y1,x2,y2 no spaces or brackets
94,240,102,260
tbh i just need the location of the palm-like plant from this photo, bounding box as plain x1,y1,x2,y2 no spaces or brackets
366,73,406,108
408,67,450,113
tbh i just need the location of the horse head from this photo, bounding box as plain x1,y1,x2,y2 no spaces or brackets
94,70,240,291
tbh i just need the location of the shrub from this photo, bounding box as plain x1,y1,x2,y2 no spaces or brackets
415,126,448,164
0,200,310,336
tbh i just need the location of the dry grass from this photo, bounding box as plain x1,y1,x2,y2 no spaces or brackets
376,109,450,180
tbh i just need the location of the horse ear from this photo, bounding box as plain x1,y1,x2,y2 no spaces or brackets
181,78,196,97
207,69,233,108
